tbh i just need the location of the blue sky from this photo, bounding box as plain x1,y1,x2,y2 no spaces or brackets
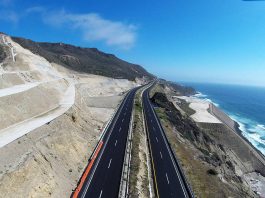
1,0,265,86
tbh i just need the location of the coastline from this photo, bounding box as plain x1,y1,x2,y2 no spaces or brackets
153,81,265,196
209,103,265,163
176,91,265,196
232,117,265,160
194,91,265,158
175,91,265,168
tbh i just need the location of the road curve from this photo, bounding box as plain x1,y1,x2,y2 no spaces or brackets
142,84,193,198
74,86,140,198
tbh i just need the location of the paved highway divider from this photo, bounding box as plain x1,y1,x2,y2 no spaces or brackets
142,88,160,198
141,85,155,198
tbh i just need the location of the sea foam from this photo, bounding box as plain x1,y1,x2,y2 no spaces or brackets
193,92,219,107
194,92,265,155
226,114,265,155
258,124,265,130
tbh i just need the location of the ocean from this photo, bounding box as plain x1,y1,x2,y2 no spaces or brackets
182,82,265,156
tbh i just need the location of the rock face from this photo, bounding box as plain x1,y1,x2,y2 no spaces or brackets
12,37,154,81
151,92,213,147
0,45,7,62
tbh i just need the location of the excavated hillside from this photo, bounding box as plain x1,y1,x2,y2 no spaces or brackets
0,33,146,197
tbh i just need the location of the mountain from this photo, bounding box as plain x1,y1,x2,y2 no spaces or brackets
12,37,154,81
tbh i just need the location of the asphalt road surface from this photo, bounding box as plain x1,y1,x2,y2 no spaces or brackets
142,85,190,198
77,86,140,198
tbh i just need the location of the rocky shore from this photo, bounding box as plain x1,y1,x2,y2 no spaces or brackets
150,80,265,197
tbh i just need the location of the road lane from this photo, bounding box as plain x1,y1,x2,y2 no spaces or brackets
142,85,192,198
75,87,140,198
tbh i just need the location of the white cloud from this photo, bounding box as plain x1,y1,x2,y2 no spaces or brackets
44,10,137,49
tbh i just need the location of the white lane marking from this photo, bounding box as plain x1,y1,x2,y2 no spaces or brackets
80,90,132,198
99,190,103,198
151,119,153,123
108,158,112,169
115,140,118,147
119,127,122,132
156,137,158,142
122,118,124,122
166,173,170,184
146,94,188,197
124,112,126,116
160,151,163,159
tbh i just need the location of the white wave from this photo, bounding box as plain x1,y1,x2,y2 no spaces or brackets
229,114,265,155
230,114,247,132
188,88,265,155
248,124,265,138
257,124,265,130
193,91,220,107
204,98,219,107
249,133,265,145
191,88,265,156
194,92,207,98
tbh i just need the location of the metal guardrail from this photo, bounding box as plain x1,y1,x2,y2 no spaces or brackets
118,97,134,198
71,89,132,198
141,87,154,198
145,83,195,198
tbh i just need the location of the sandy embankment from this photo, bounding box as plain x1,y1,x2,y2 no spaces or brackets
0,34,139,197
176,96,221,123
0,77,136,198
0,35,75,148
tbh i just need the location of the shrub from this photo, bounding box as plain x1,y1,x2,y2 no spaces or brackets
72,114,76,122
207,169,218,175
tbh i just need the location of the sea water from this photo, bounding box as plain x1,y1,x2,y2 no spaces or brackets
182,82,265,156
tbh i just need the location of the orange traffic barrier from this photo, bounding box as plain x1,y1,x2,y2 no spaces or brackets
72,141,104,198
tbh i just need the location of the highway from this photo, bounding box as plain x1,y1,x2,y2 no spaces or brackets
74,86,140,198
142,85,192,198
